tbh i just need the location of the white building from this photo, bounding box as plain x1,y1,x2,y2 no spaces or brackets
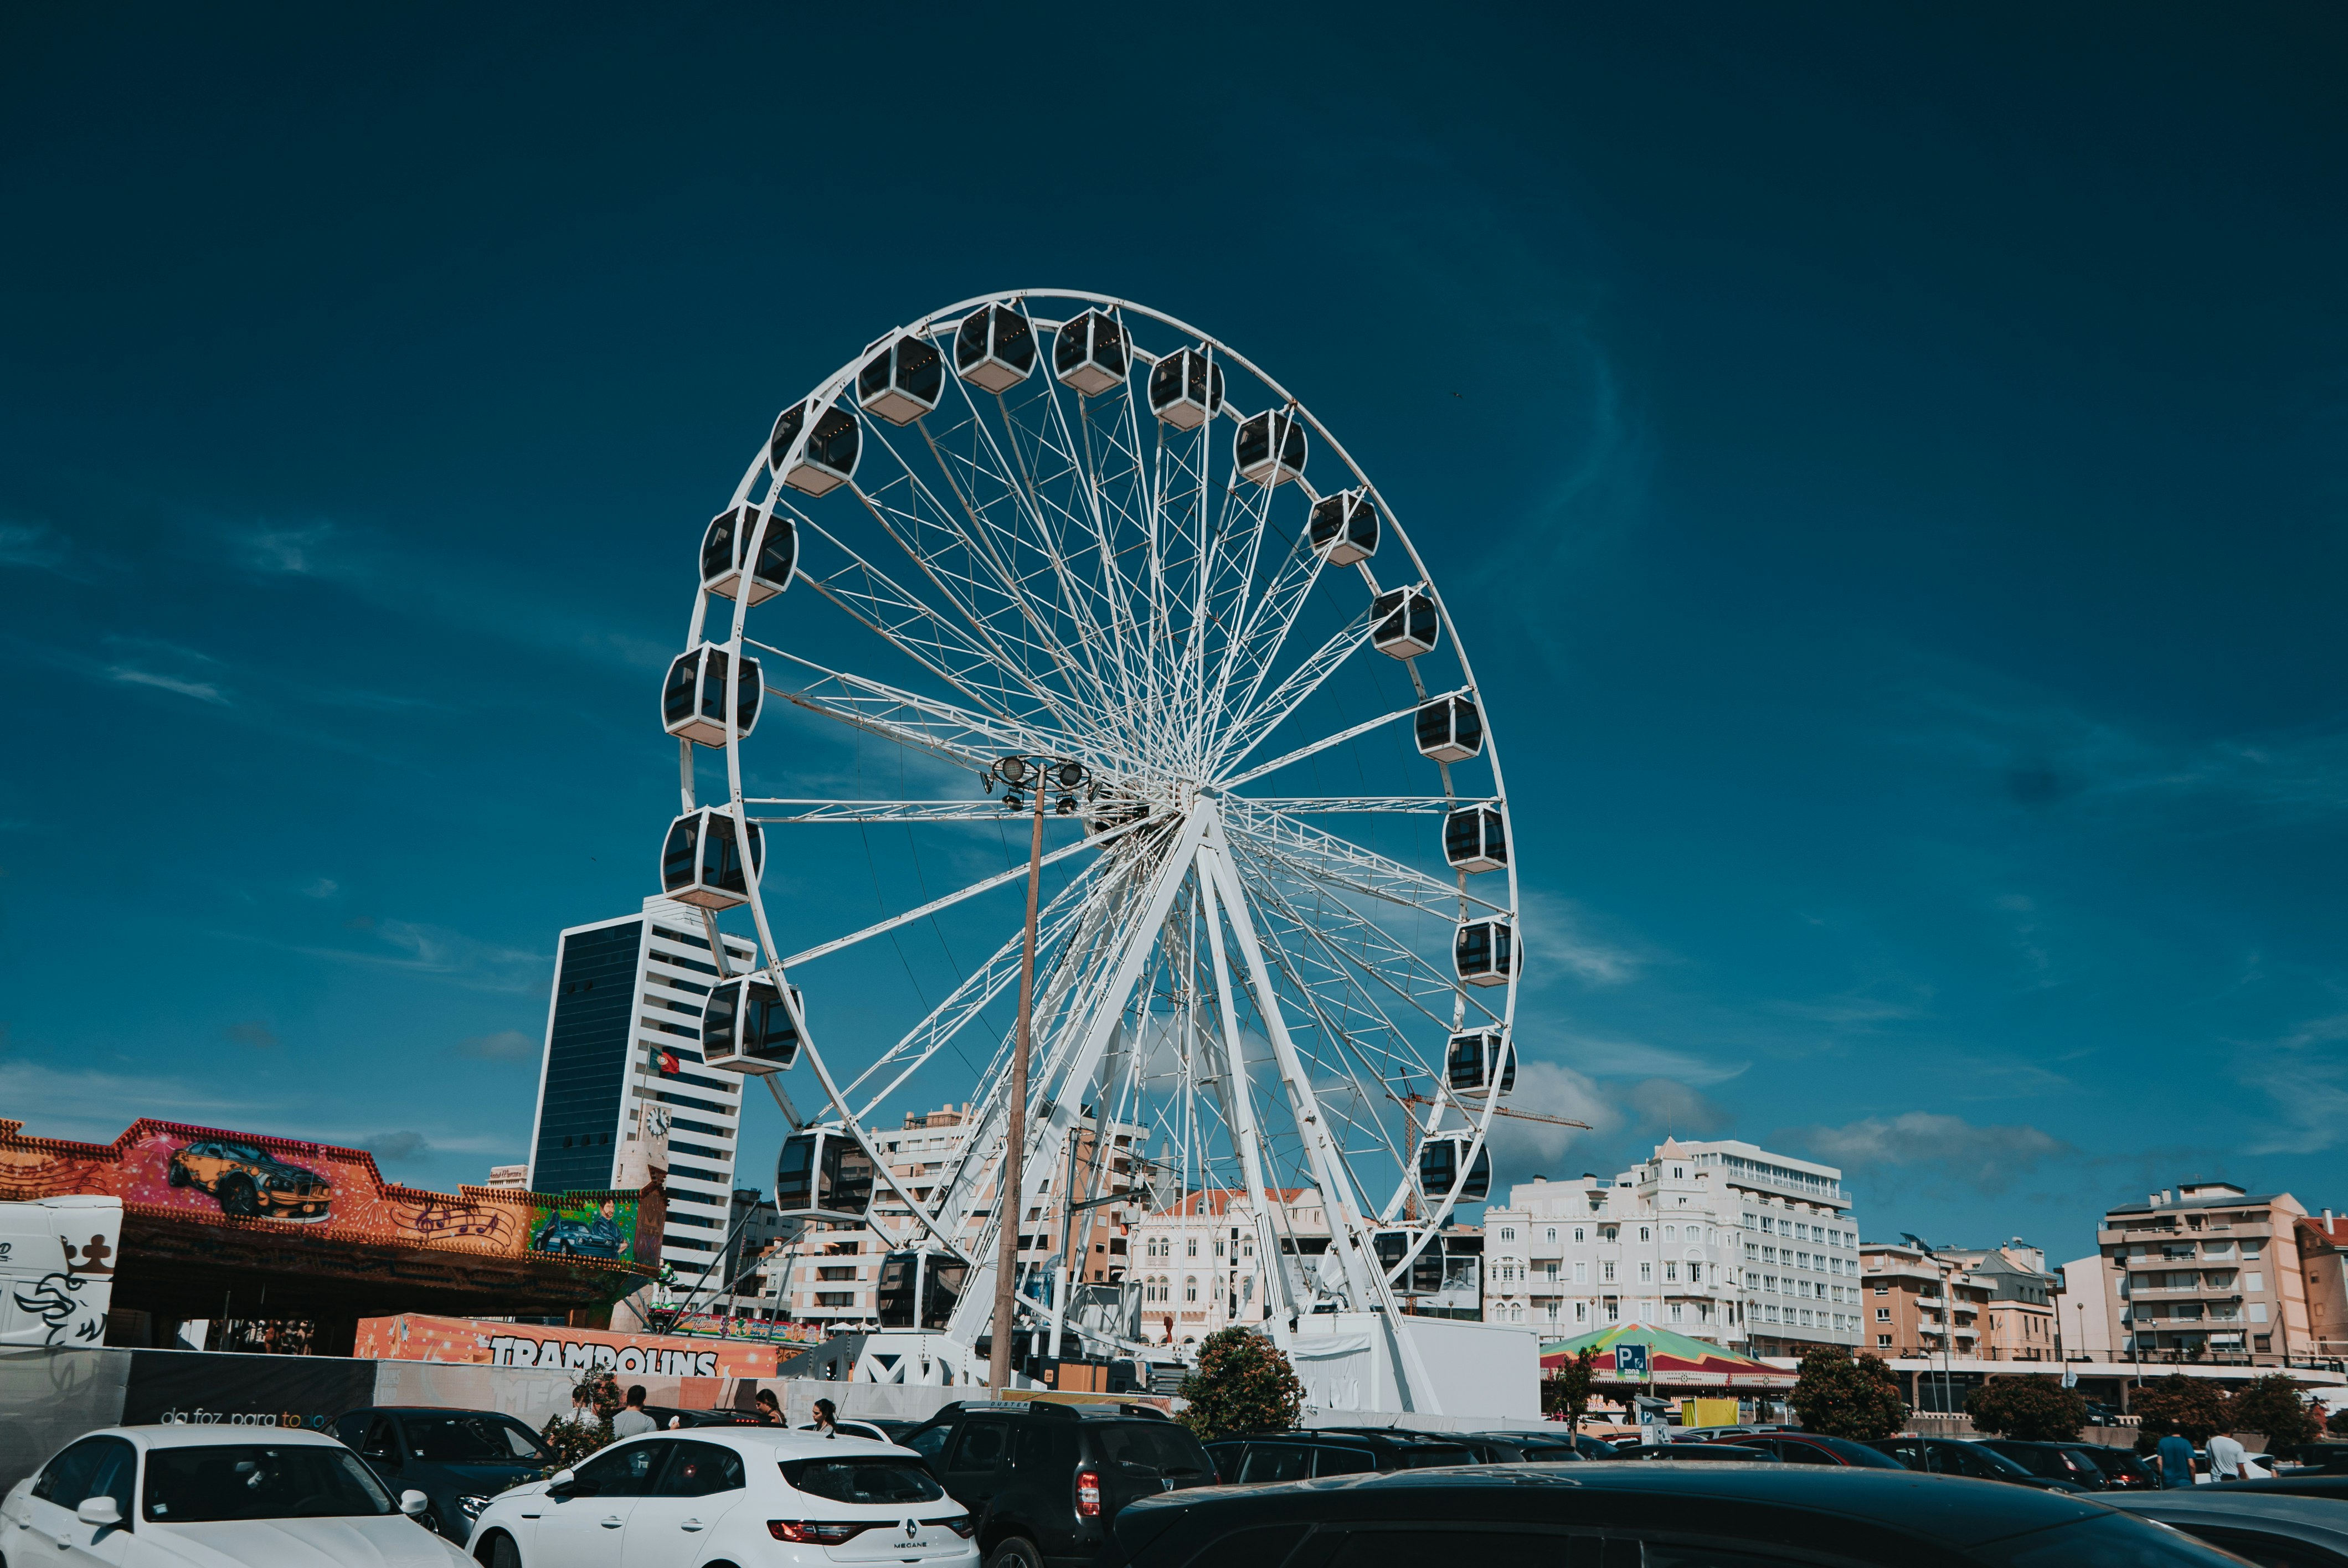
526,896,754,1269
1130,1188,1333,1346
1481,1137,1863,1357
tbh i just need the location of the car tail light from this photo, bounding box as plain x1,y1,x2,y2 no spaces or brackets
936,1514,977,1539
768,1520,873,1544
1076,1467,1102,1517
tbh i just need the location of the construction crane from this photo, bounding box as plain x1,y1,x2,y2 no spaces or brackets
1393,1091,1590,1130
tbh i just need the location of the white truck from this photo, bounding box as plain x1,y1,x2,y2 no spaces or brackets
0,1195,120,1348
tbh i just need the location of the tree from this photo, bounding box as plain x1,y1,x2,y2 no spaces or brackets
1542,1348,1600,1430
1176,1327,1305,1442
2328,1406,2348,1439
1788,1344,1907,1441
539,1371,621,1469
2230,1374,2323,1450
1965,1376,2087,1442
2131,1374,2232,1451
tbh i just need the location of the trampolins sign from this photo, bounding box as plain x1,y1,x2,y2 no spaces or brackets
488,1334,722,1378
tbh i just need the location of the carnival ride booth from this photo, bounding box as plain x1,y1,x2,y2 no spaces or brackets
876,1249,969,1332
0,1117,660,1355
699,976,804,1075
954,303,1037,393
660,808,764,910
1053,308,1130,397
1309,488,1379,566
857,330,945,425
1446,1030,1515,1098
1444,804,1508,874
769,400,862,497
1371,585,1439,658
1418,1133,1492,1205
1454,915,1520,988
661,644,763,748
775,1129,874,1224
701,504,797,605
1234,409,1307,486
1147,347,1223,430
1415,694,1484,764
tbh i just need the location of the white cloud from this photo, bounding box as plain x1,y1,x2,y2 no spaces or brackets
301,878,340,899
460,1028,539,1061
0,520,70,574
0,1061,279,1143
1518,890,1650,988
2242,1012,2348,1155
1783,1111,2072,1194
107,666,229,705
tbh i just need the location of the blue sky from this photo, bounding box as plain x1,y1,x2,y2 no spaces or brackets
3,3,2344,1269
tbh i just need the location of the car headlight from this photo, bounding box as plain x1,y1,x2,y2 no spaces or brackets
456,1494,492,1520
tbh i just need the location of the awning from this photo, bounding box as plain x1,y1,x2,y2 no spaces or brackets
1541,1324,1797,1389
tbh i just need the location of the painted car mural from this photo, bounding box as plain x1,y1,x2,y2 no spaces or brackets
531,1197,631,1259
167,1137,333,1220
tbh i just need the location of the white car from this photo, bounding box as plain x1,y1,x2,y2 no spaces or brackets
0,1423,472,1566
464,1427,977,1568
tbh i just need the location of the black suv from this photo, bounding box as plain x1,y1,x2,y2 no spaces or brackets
1203,1428,1476,1482
899,1400,1215,1567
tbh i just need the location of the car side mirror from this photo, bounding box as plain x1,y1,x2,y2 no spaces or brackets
399,1490,430,1517
76,1497,122,1528
544,1468,578,1498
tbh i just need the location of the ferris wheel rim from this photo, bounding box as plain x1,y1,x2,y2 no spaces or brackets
679,287,1524,1319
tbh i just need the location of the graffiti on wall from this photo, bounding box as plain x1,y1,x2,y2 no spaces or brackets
0,1119,652,1276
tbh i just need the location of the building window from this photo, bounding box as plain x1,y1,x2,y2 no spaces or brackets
1185,1277,1198,1303
1601,1226,1618,1242
1187,1238,1198,1257
1663,1225,1676,1241
1574,1261,1588,1283
1873,1284,1888,1295
1639,1226,1651,1242
1670,1303,1684,1322
1574,1227,1586,1243
1878,1334,1892,1349
1602,1261,1616,1283
1664,1261,1678,1283
1575,1302,1588,1323
1500,1226,1517,1241
1546,1227,1558,1242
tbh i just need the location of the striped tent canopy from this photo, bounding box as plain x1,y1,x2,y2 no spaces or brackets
1541,1323,1796,1389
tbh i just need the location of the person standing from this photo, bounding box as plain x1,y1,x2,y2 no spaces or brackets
2156,1430,2197,1488
611,1385,657,1438
753,1389,784,1426
2207,1431,2245,1482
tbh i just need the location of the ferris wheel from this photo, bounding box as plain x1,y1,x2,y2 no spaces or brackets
653,290,1520,1407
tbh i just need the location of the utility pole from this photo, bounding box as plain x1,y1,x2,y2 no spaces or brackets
986,755,1085,1392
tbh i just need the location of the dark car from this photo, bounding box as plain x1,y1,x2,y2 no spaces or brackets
1619,1442,1782,1462
1093,1462,2250,1567
1705,1432,1908,1468
1867,1436,2084,1493
1206,1430,1477,1482
1978,1439,2110,1490
332,1405,553,1541
2071,1442,2160,1490
1458,1430,1591,1463
167,1138,332,1219
2109,1489,2348,1567
898,1398,1214,1566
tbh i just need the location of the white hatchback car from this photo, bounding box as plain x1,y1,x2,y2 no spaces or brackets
465,1427,977,1568
0,1423,472,1567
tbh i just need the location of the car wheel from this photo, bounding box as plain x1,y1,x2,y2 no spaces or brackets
985,1538,1043,1568
475,1531,521,1568
217,1175,260,1218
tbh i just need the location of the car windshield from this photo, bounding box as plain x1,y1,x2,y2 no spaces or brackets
780,1457,944,1505
143,1445,397,1523
1810,1436,1907,1469
401,1414,550,1463
1401,1445,1475,1468
1099,1423,1212,1477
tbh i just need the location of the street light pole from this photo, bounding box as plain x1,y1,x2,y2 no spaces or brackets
986,755,1084,1392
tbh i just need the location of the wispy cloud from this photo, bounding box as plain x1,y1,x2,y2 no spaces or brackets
1546,1032,1749,1086
224,1020,278,1049
1781,1111,2074,1195
219,917,550,994
0,519,73,575
2242,1010,2348,1155
107,666,230,704
1520,890,1652,988
459,1028,539,1061
0,1060,280,1143
301,878,339,899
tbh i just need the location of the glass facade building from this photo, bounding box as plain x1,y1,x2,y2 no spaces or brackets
525,898,754,1265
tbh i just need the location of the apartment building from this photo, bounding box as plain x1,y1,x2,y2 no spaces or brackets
2060,1255,2118,1359
2099,1182,2310,1360
1861,1242,1990,1361
1938,1240,2063,1362
2296,1211,2348,1358
1481,1138,1864,1356
1131,1188,1331,1344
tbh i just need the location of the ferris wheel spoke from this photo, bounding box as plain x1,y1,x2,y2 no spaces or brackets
1208,607,1381,779
746,799,1029,824
757,647,1136,776
792,516,1084,732
1227,796,1454,814
1201,517,1326,768
1215,687,1465,792
1222,803,1510,918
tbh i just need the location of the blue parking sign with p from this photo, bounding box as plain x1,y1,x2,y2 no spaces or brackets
1617,1343,1649,1379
